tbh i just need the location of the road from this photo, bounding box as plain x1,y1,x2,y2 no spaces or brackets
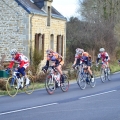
0,72,120,120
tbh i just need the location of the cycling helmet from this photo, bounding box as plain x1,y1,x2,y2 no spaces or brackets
99,48,105,52
76,48,84,55
46,49,53,54
10,49,17,55
76,48,81,53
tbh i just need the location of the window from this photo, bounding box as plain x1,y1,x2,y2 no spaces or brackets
47,6,51,26
56,35,63,56
35,33,45,59
50,34,54,50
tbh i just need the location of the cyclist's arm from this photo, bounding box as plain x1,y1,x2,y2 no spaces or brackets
96,58,100,63
73,58,77,65
8,61,14,69
96,53,101,63
46,60,49,67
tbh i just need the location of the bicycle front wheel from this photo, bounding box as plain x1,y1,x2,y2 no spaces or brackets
78,72,86,90
60,74,69,92
107,68,111,81
45,75,55,95
24,75,34,94
76,70,79,85
89,73,96,88
6,77,18,97
100,68,106,83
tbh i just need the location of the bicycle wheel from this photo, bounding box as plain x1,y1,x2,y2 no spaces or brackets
60,74,69,92
45,74,55,95
6,77,18,97
89,73,96,88
106,68,111,81
76,69,79,85
24,75,34,94
100,68,106,83
78,72,86,90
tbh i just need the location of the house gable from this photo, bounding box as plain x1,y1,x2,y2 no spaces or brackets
15,0,66,20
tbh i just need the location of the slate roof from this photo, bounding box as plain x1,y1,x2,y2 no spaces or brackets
15,0,66,20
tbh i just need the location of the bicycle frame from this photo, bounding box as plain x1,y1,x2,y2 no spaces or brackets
101,62,108,69
76,63,96,89
6,68,34,97
100,62,111,82
49,67,60,83
45,66,69,95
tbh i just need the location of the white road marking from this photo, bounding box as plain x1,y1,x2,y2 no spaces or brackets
79,90,117,100
0,103,58,116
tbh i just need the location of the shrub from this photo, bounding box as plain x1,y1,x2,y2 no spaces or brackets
29,49,43,75
0,79,6,90
116,48,120,60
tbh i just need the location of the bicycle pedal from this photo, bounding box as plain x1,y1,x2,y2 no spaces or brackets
55,83,59,88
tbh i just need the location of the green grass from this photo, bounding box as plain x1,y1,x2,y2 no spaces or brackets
0,62,120,96
91,62,120,77
110,62,120,73
0,82,45,96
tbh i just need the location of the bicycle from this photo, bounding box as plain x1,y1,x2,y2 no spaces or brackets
76,63,96,90
99,62,111,83
6,68,34,97
43,66,69,95
75,63,84,85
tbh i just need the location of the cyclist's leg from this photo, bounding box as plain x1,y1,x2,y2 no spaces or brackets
55,60,64,83
87,60,94,82
106,61,110,72
23,63,30,85
18,67,24,87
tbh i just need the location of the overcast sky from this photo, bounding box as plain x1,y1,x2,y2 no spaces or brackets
52,0,78,18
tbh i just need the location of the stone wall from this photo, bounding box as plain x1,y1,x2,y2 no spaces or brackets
0,0,66,68
31,15,66,66
0,0,29,61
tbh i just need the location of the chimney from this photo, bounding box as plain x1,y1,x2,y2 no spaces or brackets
43,0,53,12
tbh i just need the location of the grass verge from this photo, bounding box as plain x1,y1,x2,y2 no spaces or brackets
0,82,45,96
0,62,120,96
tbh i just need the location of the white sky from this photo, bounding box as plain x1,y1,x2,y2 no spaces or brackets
52,0,78,18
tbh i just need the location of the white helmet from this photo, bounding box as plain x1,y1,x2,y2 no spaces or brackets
46,49,53,54
99,48,105,52
76,48,84,55
76,48,80,53
10,49,17,55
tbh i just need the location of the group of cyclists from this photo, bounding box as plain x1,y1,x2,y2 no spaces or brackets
6,47,111,89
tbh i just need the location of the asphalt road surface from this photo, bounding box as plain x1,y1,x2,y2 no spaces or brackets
0,72,120,120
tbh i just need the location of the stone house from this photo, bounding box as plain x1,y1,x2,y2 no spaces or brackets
0,0,66,66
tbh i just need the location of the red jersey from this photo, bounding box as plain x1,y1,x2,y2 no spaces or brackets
98,52,110,62
8,53,29,68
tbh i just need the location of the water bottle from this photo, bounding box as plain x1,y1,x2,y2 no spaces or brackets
104,68,107,76
54,74,60,81
54,75,58,81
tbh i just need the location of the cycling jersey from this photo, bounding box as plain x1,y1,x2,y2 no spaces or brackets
8,53,29,69
75,52,91,66
97,52,110,63
46,52,64,66
82,52,91,66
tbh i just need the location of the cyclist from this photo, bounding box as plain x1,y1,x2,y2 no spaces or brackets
7,49,30,89
72,48,94,82
72,48,83,69
42,49,64,86
96,48,110,68
118,60,120,65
